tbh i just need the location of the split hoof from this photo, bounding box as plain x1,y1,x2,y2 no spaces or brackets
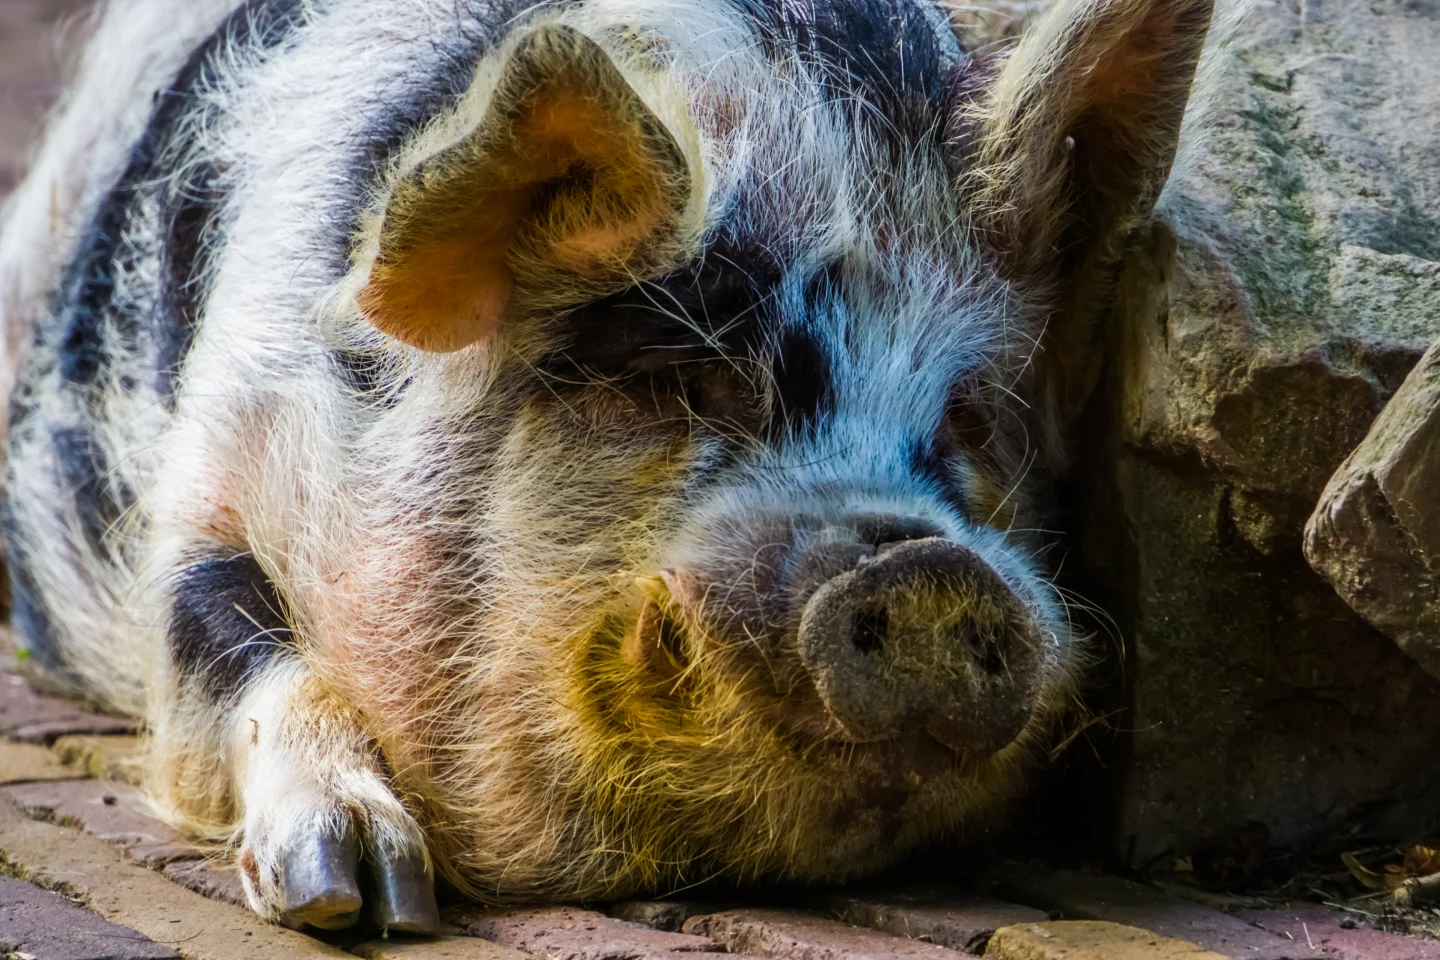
369,850,441,934
278,830,364,931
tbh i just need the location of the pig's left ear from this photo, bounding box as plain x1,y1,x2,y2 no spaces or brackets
357,25,700,352
964,0,1214,398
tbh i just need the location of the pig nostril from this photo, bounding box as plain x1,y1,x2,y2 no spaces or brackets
852,606,889,655
958,625,1005,676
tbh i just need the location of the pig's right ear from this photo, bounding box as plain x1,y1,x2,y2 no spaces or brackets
356,25,701,352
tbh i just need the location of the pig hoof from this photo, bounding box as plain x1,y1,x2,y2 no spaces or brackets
278,830,364,930
238,783,433,931
369,850,441,933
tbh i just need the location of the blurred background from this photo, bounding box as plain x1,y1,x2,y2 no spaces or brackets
0,0,92,200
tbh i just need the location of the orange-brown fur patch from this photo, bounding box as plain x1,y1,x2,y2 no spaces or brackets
358,26,692,353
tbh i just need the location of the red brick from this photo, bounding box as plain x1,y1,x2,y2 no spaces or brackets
1237,906,1440,960
820,889,1047,954
0,778,202,864
0,673,133,743
992,869,1298,960
0,794,350,958
685,908,969,959
450,905,722,960
0,876,181,960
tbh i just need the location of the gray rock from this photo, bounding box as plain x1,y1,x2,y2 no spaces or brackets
1075,0,1440,868
1306,342,1440,678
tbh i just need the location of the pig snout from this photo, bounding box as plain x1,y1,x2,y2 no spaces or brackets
796,535,1044,756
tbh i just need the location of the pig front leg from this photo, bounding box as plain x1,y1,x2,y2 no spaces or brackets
153,552,439,933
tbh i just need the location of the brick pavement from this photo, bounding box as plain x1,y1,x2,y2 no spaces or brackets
0,651,1438,958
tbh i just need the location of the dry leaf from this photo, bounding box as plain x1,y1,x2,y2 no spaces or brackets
1343,851,1387,892
1404,845,1440,877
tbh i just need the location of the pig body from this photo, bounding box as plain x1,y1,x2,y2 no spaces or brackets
1,0,1214,932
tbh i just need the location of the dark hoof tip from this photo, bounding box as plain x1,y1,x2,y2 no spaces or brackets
278,830,364,931
370,851,441,934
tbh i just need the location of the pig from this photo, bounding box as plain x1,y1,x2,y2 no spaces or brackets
0,0,1215,934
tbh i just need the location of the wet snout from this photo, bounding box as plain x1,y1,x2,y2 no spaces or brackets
797,536,1044,756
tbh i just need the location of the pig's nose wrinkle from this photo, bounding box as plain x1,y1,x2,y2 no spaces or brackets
848,512,947,548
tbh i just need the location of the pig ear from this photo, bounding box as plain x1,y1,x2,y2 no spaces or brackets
965,0,1213,301
357,25,697,352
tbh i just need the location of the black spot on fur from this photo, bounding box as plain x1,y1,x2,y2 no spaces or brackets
940,53,1001,178
157,162,225,398
169,554,293,701
724,0,957,142
334,349,394,402
533,233,787,441
547,234,784,381
52,0,308,398
51,427,128,553
771,326,835,435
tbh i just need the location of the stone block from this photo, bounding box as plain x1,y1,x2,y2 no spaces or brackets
451,905,721,960
607,900,718,933
1306,341,1440,679
685,908,968,959
0,672,132,743
0,778,202,864
984,921,1230,960
163,859,248,906
0,739,86,784
52,733,144,782
352,937,529,960
0,794,350,958
819,889,1047,954
0,876,180,960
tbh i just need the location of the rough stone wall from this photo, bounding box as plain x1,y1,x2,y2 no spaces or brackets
1075,0,1440,870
